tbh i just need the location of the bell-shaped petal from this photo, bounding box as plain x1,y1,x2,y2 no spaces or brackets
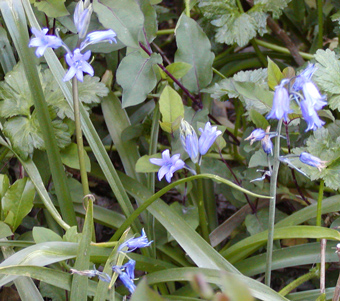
80,29,117,50
28,28,63,57
180,120,199,163
300,100,325,131
292,64,317,91
74,0,93,39
245,128,266,145
299,152,327,171
63,48,94,82
118,229,153,252
267,80,291,121
198,122,222,156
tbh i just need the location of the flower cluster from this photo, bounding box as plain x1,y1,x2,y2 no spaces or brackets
150,120,222,183
28,0,117,82
70,229,152,295
267,64,327,131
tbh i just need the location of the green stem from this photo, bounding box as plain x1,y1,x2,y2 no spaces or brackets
236,0,244,12
72,77,90,197
233,100,242,159
316,180,324,272
157,29,175,36
195,164,210,242
212,67,226,79
317,0,323,50
184,0,190,17
279,268,318,296
251,39,267,67
255,39,314,60
265,119,283,287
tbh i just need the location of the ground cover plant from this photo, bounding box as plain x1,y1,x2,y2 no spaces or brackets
1,0,340,300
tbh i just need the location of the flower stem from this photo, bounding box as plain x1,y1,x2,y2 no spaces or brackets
265,119,282,287
279,268,319,296
72,77,90,197
316,180,325,273
196,164,210,242
184,0,190,17
316,0,324,50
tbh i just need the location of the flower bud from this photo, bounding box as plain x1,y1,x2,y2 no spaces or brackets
180,119,199,164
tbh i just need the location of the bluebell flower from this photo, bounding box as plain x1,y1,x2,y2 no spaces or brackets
299,152,327,171
149,149,185,182
112,259,136,294
302,81,327,111
245,128,266,145
267,79,291,121
118,228,153,252
74,0,93,39
70,266,111,283
198,122,222,156
261,135,273,155
80,29,117,50
63,48,94,82
180,120,199,164
28,28,63,57
292,64,317,91
300,99,325,131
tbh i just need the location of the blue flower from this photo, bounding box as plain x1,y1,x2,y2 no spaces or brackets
245,128,266,145
198,122,222,156
302,81,327,111
28,28,63,57
180,120,199,163
80,29,117,50
112,259,136,294
118,228,153,253
299,152,327,171
63,48,94,82
267,80,291,121
292,64,317,91
74,0,93,39
149,150,185,182
300,99,325,131
261,135,273,155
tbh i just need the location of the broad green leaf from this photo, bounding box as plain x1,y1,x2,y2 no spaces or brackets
131,278,165,300
0,27,16,73
0,221,13,239
32,0,69,18
249,109,269,129
160,62,193,80
138,0,158,43
93,0,144,48
159,85,184,133
63,226,81,243
40,282,66,301
0,174,10,199
314,49,340,111
2,177,35,231
66,177,84,204
33,227,63,244
267,57,284,90
175,14,214,93
135,154,161,173
60,143,91,172
117,51,162,108
222,226,340,263
146,268,288,301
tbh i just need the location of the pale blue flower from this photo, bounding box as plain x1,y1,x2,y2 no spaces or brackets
267,80,291,121
292,64,317,91
245,128,266,145
80,29,117,50
74,0,93,39
299,152,327,171
180,120,199,163
112,259,136,294
300,99,325,131
261,135,273,155
302,81,327,111
63,48,94,82
118,228,153,252
198,122,222,155
28,28,63,57
149,150,185,182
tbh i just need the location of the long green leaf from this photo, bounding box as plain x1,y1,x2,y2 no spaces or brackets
22,0,142,235
0,0,76,226
222,226,340,263
145,267,288,301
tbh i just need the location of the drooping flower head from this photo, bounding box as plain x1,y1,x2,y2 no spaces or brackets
118,228,153,253
74,0,93,39
299,152,327,171
300,99,325,131
198,122,222,156
245,128,266,145
267,79,291,121
180,119,199,164
112,259,136,294
80,29,117,50
149,149,185,183
292,63,317,91
63,48,94,82
28,28,63,57
302,81,327,111
261,126,273,155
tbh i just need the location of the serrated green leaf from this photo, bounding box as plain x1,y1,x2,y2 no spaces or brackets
60,143,91,172
314,49,340,111
93,0,144,48
32,0,69,18
267,57,284,90
2,178,35,231
254,0,292,18
175,14,214,93
159,85,184,133
117,51,162,108
78,76,109,104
